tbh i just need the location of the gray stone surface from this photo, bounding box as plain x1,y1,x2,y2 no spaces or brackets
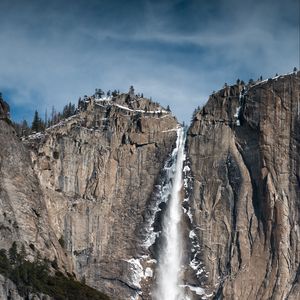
187,74,300,299
0,117,69,268
25,95,179,299
1,75,300,299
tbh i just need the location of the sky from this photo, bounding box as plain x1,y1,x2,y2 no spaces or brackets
0,0,298,123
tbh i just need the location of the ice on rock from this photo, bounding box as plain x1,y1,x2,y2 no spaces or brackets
144,267,153,278
183,165,190,172
126,258,144,289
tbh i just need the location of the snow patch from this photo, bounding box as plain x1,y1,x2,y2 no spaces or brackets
162,128,178,133
114,103,168,114
95,96,112,101
144,267,153,278
126,258,144,289
125,257,154,297
27,132,45,140
234,92,241,126
234,106,241,118
180,284,206,296
189,230,197,239
187,207,193,222
183,165,190,172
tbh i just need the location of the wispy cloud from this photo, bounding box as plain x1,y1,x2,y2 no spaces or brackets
0,0,298,123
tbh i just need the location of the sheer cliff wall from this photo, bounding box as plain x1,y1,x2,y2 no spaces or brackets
0,102,69,267
187,73,300,299
1,73,300,299
26,95,179,299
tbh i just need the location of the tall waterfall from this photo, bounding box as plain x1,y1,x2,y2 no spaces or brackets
154,127,186,300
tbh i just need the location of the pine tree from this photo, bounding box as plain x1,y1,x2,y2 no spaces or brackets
51,106,56,126
9,241,18,265
44,109,48,127
21,120,30,136
19,244,26,261
31,111,41,132
129,86,135,98
95,89,104,99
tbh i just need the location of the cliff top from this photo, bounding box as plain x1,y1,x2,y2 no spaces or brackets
80,92,170,115
192,71,300,123
24,91,177,142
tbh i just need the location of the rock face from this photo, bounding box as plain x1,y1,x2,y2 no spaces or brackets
25,94,179,298
187,73,300,299
0,98,68,267
1,73,300,299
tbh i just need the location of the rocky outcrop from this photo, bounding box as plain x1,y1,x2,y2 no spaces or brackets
0,97,76,298
0,99,69,269
25,94,179,299
187,73,300,299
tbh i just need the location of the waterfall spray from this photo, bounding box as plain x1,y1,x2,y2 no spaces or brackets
154,127,186,300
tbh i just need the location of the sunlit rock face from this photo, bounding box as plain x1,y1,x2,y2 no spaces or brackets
1,73,300,300
0,97,69,269
187,73,300,299
25,94,179,299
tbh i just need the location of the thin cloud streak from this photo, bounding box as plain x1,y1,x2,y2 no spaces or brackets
0,0,298,123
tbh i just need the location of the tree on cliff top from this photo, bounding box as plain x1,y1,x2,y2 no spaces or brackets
31,110,44,133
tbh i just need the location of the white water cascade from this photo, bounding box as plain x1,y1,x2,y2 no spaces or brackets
154,127,186,300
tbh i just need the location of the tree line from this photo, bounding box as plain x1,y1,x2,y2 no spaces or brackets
13,88,123,136
13,101,77,137
12,85,171,137
0,242,109,299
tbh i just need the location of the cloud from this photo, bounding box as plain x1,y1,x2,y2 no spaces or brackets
0,0,298,123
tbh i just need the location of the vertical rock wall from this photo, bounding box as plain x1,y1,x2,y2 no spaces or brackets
2,74,300,299
0,102,68,268
187,74,300,299
27,96,179,299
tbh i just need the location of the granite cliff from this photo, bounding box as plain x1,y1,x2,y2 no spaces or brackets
0,95,69,267
186,73,300,299
24,93,179,299
0,73,299,299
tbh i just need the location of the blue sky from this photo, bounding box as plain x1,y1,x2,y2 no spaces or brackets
0,0,298,123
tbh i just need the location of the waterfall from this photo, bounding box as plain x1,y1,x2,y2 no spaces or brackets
154,126,186,300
